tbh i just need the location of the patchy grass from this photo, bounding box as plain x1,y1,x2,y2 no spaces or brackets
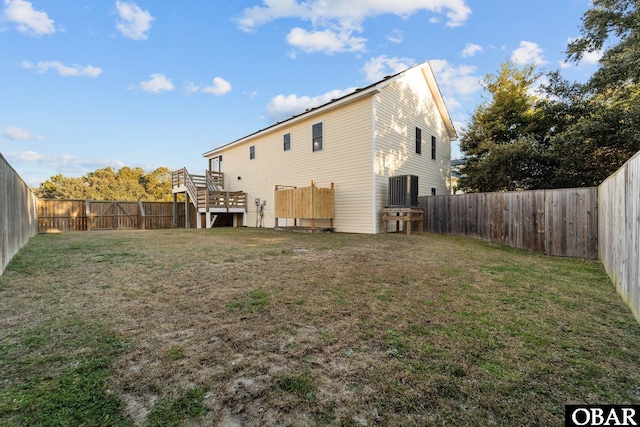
0,318,132,426
1,228,639,426
145,388,206,427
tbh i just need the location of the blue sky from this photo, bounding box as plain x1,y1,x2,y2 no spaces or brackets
1,0,601,186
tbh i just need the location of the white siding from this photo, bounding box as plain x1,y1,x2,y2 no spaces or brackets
373,67,452,232
210,96,376,233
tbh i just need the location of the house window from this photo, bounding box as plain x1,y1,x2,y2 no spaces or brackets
415,127,422,154
249,145,255,160
312,123,323,152
431,187,436,196
284,133,291,151
431,135,436,160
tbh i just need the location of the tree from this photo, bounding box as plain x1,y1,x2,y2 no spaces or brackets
461,1,640,191
459,61,555,192
33,166,174,201
566,0,640,90
545,0,640,187
35,174,90,199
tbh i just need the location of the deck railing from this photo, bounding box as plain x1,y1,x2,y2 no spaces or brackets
182,169,199,206
198,190,247,211
173,168,244,211
172,169,224,190
206,171,224,190
171,168,186,187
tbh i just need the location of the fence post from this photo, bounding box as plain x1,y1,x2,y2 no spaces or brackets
172,193,178,228
138,201,145,230
185,194,190,228
85,200,91,231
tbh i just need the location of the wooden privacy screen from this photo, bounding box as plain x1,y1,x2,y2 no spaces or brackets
275,181,334,227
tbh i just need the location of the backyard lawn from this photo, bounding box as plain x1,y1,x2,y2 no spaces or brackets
0,228,639,426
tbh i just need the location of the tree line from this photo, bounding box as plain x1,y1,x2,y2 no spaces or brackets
33,166,174,201
458,0,640,192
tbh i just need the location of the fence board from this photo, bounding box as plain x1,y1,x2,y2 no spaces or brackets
1,154,38,275
599,150,640,323
419,187,597,259
37,199,196,232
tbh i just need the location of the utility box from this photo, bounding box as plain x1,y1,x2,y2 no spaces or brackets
388,175,418,207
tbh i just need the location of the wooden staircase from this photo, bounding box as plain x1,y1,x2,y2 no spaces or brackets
172,168,247,228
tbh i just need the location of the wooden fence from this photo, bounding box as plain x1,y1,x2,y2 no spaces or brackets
1,153,38,276
38,199,197,233
418,187,598,258
598,150,640,322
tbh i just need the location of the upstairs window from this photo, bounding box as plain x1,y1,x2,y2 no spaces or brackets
249,145,255,160
312,123,323,152
415,127,422,155
284,133,291,151
431,135,436,160
431,187,436,196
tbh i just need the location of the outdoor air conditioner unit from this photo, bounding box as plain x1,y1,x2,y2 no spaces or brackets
388,175,418,207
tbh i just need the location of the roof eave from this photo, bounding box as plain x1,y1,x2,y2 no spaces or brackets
203,86,381,158
421,64,458,142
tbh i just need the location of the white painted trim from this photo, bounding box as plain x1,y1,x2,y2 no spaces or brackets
371,94,378,234
198,208,247,214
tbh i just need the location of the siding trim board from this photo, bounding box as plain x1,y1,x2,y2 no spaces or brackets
371,94,378,234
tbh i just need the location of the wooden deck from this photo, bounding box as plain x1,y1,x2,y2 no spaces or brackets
172,168,247,228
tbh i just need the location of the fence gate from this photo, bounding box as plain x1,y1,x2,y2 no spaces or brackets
88,201,141,230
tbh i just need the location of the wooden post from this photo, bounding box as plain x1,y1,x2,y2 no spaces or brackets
185,193,191,229
274,185,278,227
113,202,118,230
138,201,145,230
85,200,91,231
172,193,178,228
330,183,335,229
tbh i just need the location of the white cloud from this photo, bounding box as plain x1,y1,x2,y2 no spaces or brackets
115,0,153,40
203,77,232,96
4,150,44,162
429,59,482,111
5,150,125,174
2,125,43,140
430,59,481,95
237,0,471,54
580,49,603,65
187,77,233,96
286,27,366,54
512,41,547,65
361,55,416,83
461,43,482,58
266,87,357,121
238,0,471,31
136,73,174,93
387,29,403,44
21,60,102,77
3,0,55,37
